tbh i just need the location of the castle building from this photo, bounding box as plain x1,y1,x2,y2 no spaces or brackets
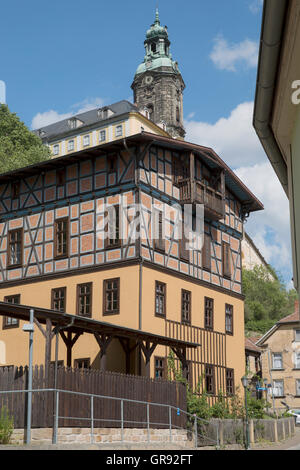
0,11,264,402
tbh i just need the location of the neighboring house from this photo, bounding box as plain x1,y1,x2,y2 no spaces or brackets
256,301,300,410
253,0,300,295
0,11,264,406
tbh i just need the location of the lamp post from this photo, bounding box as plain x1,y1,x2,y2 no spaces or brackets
241,375,250,450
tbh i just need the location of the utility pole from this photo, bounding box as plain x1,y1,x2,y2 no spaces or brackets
267,349,276,416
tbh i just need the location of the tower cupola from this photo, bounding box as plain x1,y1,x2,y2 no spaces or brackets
131,9,185,139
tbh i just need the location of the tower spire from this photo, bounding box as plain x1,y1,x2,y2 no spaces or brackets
155,7,160,24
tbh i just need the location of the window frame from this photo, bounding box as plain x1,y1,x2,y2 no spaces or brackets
99,129,106,142
2,295,20,329
222,241,231,279
181,289,191,325
115,125,123,137
226,368,235,396
7,228,23,268
225,304,234,335
204,297,214,330
272,352,283,370
74,358,91,370
54,217,69,259
296,379,300,397
153,208,165,253
104,204,121,249
76,282,93,318
67,139,75,152
83,134,90,147
51,287,67,313
103,278,120,316
155,281,166,318
205,364,215,395
273,379,284,397
154,356,166,379
53,144,59,155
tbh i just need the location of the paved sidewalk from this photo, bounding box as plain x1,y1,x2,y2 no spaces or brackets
251,427,300,451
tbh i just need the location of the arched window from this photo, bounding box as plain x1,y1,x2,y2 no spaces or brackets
151,43,156,53
147,104,154,121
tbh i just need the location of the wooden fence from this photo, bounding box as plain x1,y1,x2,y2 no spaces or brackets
0,365,187,429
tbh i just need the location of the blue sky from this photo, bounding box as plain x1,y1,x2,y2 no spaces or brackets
1,0,294,287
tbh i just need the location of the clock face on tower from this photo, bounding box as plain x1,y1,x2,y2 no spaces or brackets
144,75,153,85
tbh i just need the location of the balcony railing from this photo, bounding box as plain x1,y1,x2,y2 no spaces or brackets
178,179,225,220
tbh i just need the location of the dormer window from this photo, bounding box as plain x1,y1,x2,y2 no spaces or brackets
68,118,83,129
98,107,114,120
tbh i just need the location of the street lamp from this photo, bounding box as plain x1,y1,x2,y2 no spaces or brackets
241,375,250,450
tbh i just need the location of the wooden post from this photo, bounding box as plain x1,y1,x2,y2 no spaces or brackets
60,330,82,368
139,341,157,378
190,152,195,203
94,333,113,372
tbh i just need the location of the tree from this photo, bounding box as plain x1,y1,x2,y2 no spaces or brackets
243,265,298,334
0,104,50,173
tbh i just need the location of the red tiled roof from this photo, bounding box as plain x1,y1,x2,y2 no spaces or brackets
245,337,262,353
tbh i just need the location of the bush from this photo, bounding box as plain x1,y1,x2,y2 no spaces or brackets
0,406,14,444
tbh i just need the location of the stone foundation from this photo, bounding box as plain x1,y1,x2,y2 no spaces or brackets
11,427,194,447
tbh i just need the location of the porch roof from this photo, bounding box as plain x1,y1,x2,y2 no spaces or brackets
0,301,199,350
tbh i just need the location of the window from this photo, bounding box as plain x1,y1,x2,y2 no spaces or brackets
53,144,59,155
83,135,90,147
67,140,74,152
54,218,69,258
107,155,117,173
155,357,165,379
295,352,300,369
115,125,123,137
74,358,90,369
226,368,235,396
51,287,66,313
153,208,165,252
99,130,106,142
272,353,283,370
202,233,211,271
295,330,300,342
7,229,23,267
3,295,20,329
105,204,121,248
77,283,92,317
225,304,233,335
205,364,215,395
273,379,284,397
181,289,191,324
204,297,214,330
296,380,300,396
222,242,231,278
103,278,120,315
155,281,166,317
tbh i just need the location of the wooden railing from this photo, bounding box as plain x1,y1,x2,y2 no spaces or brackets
178,179,224,220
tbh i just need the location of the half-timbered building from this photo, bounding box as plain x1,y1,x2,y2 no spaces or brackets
0,131,263,402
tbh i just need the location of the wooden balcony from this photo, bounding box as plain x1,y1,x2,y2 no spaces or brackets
178,179,225,221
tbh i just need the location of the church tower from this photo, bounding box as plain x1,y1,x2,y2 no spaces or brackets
131,9,185,139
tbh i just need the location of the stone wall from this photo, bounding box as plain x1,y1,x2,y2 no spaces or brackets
10,427,195,448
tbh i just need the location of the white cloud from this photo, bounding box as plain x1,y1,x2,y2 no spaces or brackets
185,102,265,167
185,102,293,285
31,97,105,130
210,36,259,72
249,0,263,14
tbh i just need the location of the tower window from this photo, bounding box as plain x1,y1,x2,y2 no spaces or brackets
151,43,156,53
147,104,154,121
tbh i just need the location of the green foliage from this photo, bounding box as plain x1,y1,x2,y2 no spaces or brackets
0,104,50,174
0,406,14,444
243,266,298,334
